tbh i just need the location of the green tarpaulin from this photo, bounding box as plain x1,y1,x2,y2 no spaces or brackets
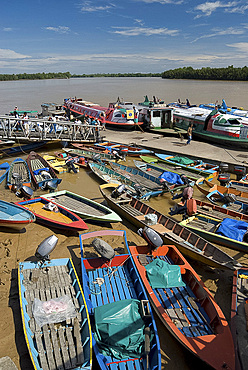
94,299,145,360
170,155,195,166
145,259,185,289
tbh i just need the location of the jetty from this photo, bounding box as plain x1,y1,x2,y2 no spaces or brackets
0,115,103,143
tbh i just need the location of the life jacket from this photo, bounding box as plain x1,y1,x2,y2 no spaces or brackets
186,199,197,216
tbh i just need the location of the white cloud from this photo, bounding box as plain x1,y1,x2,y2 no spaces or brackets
3,28,13,32
227,42,248,52
192,26,244,42
226,4,248,13
0,48,30,59
44,26,71,34
194,1,237,17
80,1,115,12
111,26,179,36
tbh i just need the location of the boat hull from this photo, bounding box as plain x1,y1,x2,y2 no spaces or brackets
128,243,235,370
18,258,92,370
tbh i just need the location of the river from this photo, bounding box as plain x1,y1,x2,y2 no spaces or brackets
0,77,248,115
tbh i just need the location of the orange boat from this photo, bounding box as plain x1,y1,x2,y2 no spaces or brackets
128,234,235,370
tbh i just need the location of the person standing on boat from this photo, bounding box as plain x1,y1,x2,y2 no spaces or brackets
186,123,193,145
22,112,29,136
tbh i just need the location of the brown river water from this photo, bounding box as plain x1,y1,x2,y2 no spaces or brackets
0,141,247,370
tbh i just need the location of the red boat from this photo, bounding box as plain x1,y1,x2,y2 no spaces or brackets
128,238,235,369
64,98,144,129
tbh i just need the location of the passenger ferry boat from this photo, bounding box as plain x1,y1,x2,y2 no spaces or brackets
172,106,248,148
63,98,144,129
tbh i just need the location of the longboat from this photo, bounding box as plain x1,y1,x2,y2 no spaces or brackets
80,229,161,370
42,189,122,223
15,197,88,232
27,151,62,189
19,257,92,370
93,141,153,156
99,183,241,270
0,162,10,184
128,239,235,370
180,214,248,252
7,157,32,190
0,199,35,230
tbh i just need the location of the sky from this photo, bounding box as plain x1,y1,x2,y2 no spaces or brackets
1,0,248,74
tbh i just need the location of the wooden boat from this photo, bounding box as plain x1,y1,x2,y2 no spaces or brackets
90,162,169,200
195,197,248,221
196,177,248,203
94,141,153,156
180,214,248,252
0,199,35,230
231,267,248,370
110,161,187,193
140,155,208,181
19,257,92,370
64,98,144,130
27,151,62,189
155,153,219,179
0,141,46,157
15,197,88,232
43,155,79,174
128,241,235,370
99,183,241,270
0,162,10,184
62,147,119,163
42,189,122,223
80,229,161,370
7,157,32,190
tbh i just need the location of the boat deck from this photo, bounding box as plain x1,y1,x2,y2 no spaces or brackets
144,255,213,337
21,264,89,370
50,195,108,217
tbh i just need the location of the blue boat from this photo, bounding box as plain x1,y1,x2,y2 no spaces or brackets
94,141,153,156
0,199,35,230
80,229,161,370
155,153,219,179
7,157,32,190
1,141,46,157
0,162,10,184
199,99,248,118
19,257,92,370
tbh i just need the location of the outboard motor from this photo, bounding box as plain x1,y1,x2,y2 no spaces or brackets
65,157,77,173
11,172,22,192
180,174,190,185
219,162,229,174
91,238,115,261
217,173,230,186
111,184,126,199
35,235,58,267
138,227,163,252
41,171,51,180
133,184,146,198
233,165,246,181
221,193,237,205
112,149,126,161
92,153,102,164
15,185,33,199
119,148,128,160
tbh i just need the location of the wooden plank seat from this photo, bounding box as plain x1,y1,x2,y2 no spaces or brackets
22,265,88,370
87,261,150,370
146,255,213,337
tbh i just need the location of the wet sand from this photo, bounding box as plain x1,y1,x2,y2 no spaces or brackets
0,142,247,370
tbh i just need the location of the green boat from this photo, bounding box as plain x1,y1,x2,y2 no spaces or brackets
62,147,119,163
180,214,248,252
42,189,122,223
138,156,202,181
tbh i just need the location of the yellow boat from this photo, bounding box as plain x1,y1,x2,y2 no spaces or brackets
43,155,79,174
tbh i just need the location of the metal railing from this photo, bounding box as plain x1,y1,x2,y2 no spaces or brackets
0,116,103,142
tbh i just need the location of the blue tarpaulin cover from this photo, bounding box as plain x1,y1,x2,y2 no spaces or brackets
145,259,185,289
158,171,184,185
216,218,248,242
94,299,145,360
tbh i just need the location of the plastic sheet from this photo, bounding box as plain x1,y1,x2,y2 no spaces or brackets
158,171,184,185
145,259,185,289
32,295,77,327
94,299,145,359
217,218,248,242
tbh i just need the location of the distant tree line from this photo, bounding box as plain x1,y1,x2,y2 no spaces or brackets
161,66,248,81
0,72,161,81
